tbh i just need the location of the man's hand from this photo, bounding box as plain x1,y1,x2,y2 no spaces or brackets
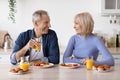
26,39,38,49
15,39,38,62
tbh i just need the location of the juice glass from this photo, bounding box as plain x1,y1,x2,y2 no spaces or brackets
86,56,94,70
35,42,41,51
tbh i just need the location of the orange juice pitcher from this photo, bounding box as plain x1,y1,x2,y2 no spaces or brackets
20,62,30,71
20,56,30,71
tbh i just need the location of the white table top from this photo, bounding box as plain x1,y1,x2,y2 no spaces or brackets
0,63,120,80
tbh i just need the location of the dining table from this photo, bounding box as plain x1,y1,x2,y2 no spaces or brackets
0,63,120,80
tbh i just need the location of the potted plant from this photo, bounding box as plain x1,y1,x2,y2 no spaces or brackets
8,0,17,23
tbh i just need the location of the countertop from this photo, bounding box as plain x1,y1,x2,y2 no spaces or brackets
108,48,120,55
0,63,120,80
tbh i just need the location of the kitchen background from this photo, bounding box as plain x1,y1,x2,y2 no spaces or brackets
0,0,120,53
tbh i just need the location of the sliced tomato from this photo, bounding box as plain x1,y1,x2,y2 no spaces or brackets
73,64,78,66
34,63,41,66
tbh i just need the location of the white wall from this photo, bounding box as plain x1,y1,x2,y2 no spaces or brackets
0,0,23,42
0,0,120,53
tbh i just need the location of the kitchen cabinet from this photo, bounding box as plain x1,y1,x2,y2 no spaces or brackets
108,48,120,55
101,0,120,15
107,48,120,63
97,54,120,64
113,55,120,63
0,48,12,54
98,48,120,63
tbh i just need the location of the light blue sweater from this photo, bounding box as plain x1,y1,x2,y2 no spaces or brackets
63,34,114,66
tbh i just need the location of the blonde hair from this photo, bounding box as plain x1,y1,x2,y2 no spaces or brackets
75,12,94,37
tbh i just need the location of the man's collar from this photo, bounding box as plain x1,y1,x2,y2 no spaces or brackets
31,28,35,39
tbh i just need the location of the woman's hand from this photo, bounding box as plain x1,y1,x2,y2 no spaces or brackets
80,59,86,65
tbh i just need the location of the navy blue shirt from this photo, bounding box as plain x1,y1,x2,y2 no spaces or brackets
10,29,60,65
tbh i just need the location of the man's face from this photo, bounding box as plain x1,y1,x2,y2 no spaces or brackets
35,14,51,34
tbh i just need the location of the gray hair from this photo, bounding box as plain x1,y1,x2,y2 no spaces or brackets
32,10,48,22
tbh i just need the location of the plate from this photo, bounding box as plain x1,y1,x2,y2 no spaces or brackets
41,63,54,68
33,63,54,68
60,63,80,69
9,69,30,75
93,66,114,73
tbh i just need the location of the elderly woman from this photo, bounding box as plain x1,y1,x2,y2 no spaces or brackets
63,12,114,66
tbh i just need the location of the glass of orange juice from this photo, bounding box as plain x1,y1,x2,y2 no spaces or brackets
35,42,41,51
20,62,30,71
86,56,94,70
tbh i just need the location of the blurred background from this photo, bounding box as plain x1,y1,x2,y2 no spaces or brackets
0,0,120,54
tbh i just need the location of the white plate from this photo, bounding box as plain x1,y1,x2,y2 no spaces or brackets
41,63,54,68
33,63,54,68
60,63,80,69
93,67,114,73
9,70,30,75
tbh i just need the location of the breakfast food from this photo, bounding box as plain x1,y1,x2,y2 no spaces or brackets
34,63,41,66
60,63,79,68
93,64,111,72
9,67,29,74
60,63,66,66
41,62,49,65
14,67,22,72
9,67,23,73
32,61,51,68
18,69,24,74
97,66,104,72
60,63,72,67
92,64,101,70
73,64,79,67
34,62,49,67
9,68,18,73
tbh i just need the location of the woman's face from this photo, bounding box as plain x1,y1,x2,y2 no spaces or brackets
74,18,82,34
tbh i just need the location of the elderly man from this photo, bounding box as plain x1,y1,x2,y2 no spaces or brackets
10,10,60,65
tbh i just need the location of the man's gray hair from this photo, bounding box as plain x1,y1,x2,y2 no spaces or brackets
32,10,48,22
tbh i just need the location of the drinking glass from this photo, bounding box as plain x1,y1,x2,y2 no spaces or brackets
86,56,94,70
35,42,41,51
34,38,42,51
